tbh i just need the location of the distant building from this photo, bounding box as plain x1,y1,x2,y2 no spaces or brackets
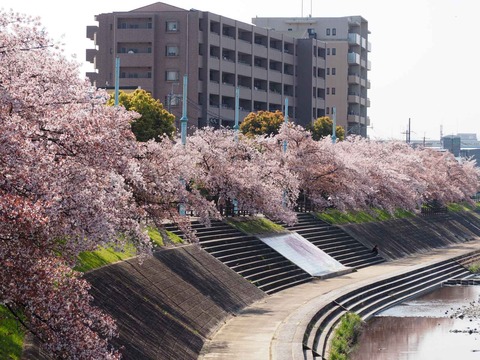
442,135,461,157
458,133,478,141
86,2,370,134
460,148,480,166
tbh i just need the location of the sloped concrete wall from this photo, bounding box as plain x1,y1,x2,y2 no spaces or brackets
340,212,480,260
24,245,265,360
82,245,265,360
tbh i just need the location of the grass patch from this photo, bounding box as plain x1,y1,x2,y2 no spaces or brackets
75,228,184,272
468,262,480,274
148,227,164,246
165,230,183,244
447,202,476,212
329,312,364,360
148,227,183,246
74,243,137,273
227,217,285,235
0,305,25,360
317,208,414,225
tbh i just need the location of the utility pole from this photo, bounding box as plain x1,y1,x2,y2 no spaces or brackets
408,118,411,144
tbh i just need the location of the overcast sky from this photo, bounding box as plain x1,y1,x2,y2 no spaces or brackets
5,0,479,141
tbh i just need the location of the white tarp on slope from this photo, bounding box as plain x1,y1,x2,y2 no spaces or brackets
258,232,349,277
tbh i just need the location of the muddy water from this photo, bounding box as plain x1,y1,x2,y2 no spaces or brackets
351,286,480,360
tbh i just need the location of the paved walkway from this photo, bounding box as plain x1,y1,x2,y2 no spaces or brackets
199,239,480,360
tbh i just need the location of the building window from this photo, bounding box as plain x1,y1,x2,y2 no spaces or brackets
326,107,330,114
326,28,330,36
326,88,330,95
332,48,336,56
332,28,336,36
332,87,336,95
166,70,179,81
326,68,330,76
327,48,330,55
332,68,336,75
166,45,179,56
166,21,178,32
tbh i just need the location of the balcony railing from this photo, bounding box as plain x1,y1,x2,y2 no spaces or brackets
347,52,360,65
348,33,361,46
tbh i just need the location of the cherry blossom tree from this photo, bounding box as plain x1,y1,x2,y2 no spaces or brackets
0,10,155,359
267,126,479,213
183,127,299,225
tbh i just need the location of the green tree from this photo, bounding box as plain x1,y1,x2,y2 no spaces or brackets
240,110,284,137
308,116,345,141
107,89,176,141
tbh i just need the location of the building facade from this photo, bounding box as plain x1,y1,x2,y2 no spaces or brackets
252,16,371,136
86,2,370,135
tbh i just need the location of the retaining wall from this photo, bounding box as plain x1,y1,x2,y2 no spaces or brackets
340,211,480,260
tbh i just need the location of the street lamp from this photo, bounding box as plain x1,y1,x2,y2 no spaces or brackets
331,107,337,143
179,74,188,216
180,74,188,146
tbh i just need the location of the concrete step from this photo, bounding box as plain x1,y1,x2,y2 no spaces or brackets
244,263,304,282
265,276,314,295
228,255,287,272
306,259,465,358
212,246,279,263
239,260,297,278
259,272,313,294
202,239,265,254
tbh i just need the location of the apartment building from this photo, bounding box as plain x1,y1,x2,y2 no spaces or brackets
253,16,371,136
86,2,370,135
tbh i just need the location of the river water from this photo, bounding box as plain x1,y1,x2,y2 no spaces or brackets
351,286,480,360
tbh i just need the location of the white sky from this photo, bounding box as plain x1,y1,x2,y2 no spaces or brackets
4,0,479,141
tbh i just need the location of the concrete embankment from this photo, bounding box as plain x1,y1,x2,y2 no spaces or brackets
22,211,480,359
340,212,480,260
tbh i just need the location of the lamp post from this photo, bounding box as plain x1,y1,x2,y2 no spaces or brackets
233,86,240,215
179,74,188,216
114,56,120,106
283,97,289,153
234,86,240,141
180,74,188,146
282,98,289,208
331,106,337,143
